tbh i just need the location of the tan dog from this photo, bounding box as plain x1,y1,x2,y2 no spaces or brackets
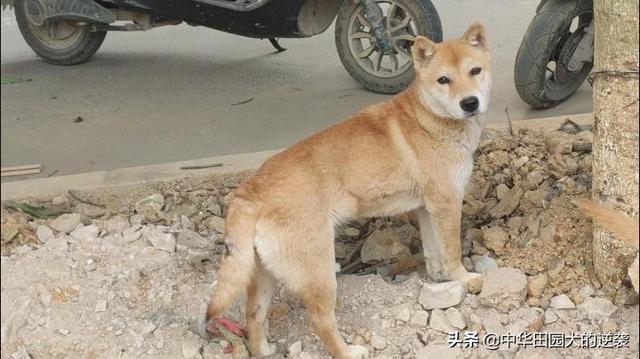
575,198,639,293
206,23,491,358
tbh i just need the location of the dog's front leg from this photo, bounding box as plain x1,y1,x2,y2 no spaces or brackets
414,203,480,284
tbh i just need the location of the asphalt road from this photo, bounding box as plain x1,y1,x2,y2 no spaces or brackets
0,1,592,181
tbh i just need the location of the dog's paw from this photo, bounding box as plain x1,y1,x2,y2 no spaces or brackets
459,271,483,294
345,345,369,359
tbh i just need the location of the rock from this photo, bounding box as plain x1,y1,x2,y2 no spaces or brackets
508,307,544,332
36,225,55,243
410,310,429,327
478,268,528,313
208,203,223,217
415,342,463,359
577,297,617,323
36,284,52,307
578,285,595,299
44,236,68,253
49,213,82,234
70,224,100,242
344,226,360,237
489,186,523,218
370,335,387,350
143,228,177,252
471,254,499,275
480,226,508,255
394,307,411,322
546,257,565,277
514,348,563,359
527,171,546,188
482,312,504,334
135,194,165,214
177,230,208,250
495,184,510,200
206,215,225,234
123,225,142,242
95,299,107,312
527,273,548,298
549,294,575,310
462,257,474,272
360,228,410,264
288,341,302,356
104,216,130,235
419,281,465,310
1,213,21,243
74,203,105,218
544,310,558,325
445,308,466,330
429,309,454,332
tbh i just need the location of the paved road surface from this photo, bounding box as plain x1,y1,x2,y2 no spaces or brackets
0,1,592,181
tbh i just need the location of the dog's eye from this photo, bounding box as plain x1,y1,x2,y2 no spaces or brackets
470,67,482,76
437,76,450,85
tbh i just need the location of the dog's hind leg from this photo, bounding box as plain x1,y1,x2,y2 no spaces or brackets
245,258,276,357
257,221,368,359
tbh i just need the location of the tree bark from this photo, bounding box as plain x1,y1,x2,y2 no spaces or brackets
592,0,639,300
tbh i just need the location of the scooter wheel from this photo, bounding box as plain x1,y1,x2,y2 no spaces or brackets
335,0,442,94
514,0,593,109
14,0,107,65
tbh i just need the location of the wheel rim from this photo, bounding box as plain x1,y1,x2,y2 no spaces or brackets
543,12,593,101
23,0,85,50
347,0,419,78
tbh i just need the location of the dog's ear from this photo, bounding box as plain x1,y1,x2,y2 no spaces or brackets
411,36,437,66
462,22,488,50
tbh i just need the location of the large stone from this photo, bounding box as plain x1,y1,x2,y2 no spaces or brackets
549,294,575,310
143,228,177,252
49,213,82,234
471,254,499,275
1,212,21,243
430,309,454,332
36,225,55,243
527,273,548,298
489,187,523,218
480,226,508,255
577,297,617,323
70,224,100,242
478,268,527,312
177,230,209,250
419,281,466,310
445,308,466,330
104,216,130,235
135,194,165,214
360,228,410,264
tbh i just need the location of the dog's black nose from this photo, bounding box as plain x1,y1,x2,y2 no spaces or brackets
460,96,479,113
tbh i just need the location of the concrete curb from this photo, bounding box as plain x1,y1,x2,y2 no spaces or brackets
1,113,593,200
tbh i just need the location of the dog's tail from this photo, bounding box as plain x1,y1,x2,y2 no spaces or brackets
206,198,258,321
574,198,639,248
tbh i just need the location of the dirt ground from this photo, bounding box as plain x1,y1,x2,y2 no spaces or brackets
1,123,638,359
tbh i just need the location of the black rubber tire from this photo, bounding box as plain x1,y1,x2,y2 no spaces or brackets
514,0,593,109
335,0,442,94
14,0,107,65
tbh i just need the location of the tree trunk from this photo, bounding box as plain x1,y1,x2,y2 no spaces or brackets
592,0,639,300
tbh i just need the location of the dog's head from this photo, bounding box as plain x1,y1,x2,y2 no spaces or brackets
411,22,492,120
